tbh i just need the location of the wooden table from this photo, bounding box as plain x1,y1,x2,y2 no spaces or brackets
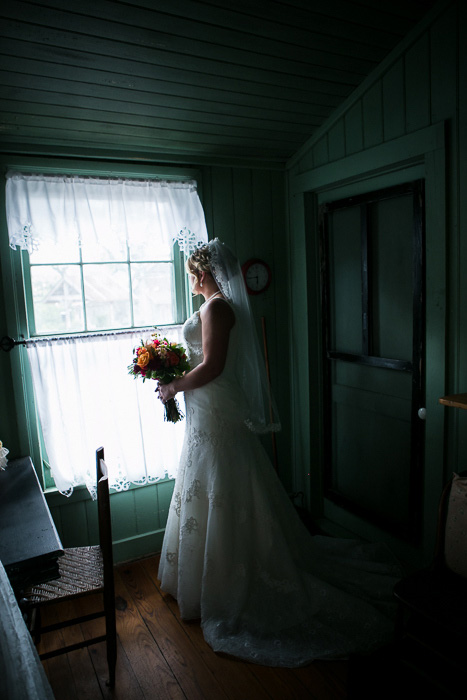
439,393,467,409
0,456,63,594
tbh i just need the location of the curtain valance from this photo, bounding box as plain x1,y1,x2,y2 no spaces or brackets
6,171,208,254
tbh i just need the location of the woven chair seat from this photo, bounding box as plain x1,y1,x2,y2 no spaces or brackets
24,546,104,604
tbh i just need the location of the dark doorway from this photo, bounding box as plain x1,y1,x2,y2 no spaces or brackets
319,181,425,540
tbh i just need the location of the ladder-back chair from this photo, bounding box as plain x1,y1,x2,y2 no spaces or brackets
21,447,117,687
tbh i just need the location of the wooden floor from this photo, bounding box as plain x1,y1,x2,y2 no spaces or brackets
38,555,350,700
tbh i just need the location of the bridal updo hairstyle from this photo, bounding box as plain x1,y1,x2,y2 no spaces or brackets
186,245,212,283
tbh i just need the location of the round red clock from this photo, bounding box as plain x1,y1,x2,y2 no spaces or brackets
241,258,272,295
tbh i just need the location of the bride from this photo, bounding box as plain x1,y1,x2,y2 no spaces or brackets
157,238,401,667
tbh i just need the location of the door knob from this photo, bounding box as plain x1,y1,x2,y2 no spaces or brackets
418,407,426,420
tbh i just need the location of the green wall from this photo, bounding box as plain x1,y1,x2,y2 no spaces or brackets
0,158,288,564
286,0,463,566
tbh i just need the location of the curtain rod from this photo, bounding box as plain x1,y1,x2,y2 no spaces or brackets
0,325,181,352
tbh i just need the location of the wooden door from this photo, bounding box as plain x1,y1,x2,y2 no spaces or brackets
319,181,425,540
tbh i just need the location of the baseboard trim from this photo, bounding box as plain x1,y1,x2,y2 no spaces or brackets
112,529,166,564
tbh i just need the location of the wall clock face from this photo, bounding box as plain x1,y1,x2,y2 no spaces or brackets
242,258,272,295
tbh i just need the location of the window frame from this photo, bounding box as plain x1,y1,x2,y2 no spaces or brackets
1,156,203,490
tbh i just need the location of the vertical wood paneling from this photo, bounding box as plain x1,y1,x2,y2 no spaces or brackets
312,136,328,167
251,170,274,257
210,167,235,247
232,169,254,265
48,481,174,562
328,120,346,162
199,166,213,236
251,171,278,452
405,34,431,132
344,102,363,154
48,504,63,542
134,483,160,533
59,501,89,547
287,188,311,500
297,147,313,174
84,496,99,543
430,3,458,122
156,479,175,528
363,82,383,148
270,169,289,480
383,58,406,141
110,489,137,543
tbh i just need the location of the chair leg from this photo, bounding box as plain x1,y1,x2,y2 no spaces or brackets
30,606,42,645
104,593,117,687
107,635,117,687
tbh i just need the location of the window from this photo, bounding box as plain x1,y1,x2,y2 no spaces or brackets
11,173,202,337
26,228,186,336
5,166,208,495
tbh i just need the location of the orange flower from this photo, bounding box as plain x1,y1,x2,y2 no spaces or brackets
137,349,150,368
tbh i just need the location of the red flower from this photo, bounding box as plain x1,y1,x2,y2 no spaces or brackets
166,351,180,367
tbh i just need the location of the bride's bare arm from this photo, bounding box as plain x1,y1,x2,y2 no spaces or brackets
158,300,235,402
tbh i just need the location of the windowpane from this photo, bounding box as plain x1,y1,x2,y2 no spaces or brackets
83,264,131,330
31,265,84,334
131,263,174,326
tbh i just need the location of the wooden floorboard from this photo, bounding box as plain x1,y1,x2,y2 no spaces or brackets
37,555,349,700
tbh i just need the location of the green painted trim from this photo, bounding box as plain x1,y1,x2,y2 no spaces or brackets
1,144,287,171
2,155,203,181
112,529,166,565
422,146,448,558
303,192,325,515
315,164,426,206
290,123,445,195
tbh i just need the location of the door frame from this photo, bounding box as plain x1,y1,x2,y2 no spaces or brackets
292,122,446,566
319,181,425,541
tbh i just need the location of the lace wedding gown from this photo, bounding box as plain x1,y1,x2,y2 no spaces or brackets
158,303,402,667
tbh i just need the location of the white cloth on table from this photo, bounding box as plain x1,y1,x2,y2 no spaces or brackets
0,561,54,699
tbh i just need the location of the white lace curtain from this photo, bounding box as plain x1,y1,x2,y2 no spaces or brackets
6,172,208,255
5,172,208,496
26,328,186,497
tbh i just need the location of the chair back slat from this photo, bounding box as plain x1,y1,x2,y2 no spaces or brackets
96,447,114,583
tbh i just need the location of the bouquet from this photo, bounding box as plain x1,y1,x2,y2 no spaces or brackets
128,332,190,423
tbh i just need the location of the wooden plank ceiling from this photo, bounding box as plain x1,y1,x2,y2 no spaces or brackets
0,0,437,166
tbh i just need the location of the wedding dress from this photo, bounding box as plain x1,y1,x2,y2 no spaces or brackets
158,300,402,667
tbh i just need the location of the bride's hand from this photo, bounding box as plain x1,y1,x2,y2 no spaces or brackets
157,381,177,403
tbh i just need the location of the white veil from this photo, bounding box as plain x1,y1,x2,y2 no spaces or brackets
205,239,281,434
